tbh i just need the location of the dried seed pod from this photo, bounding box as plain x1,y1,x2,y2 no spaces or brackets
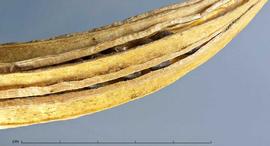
0,0,267,129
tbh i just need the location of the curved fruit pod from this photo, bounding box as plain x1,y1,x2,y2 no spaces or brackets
0,0,267,129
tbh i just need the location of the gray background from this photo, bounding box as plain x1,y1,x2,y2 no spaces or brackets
0,0,269,146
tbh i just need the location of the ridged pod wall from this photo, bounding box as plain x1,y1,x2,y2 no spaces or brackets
0,0,267,129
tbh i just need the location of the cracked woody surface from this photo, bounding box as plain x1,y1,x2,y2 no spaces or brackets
0,0,269,144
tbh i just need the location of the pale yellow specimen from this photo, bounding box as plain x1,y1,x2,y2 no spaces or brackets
0,0,267,129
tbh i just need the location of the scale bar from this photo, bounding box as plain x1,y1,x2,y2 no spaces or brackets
20,141,213,145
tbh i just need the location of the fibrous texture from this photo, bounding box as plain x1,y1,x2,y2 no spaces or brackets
0,0,267,129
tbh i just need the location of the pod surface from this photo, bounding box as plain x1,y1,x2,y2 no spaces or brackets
0,0,267,129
